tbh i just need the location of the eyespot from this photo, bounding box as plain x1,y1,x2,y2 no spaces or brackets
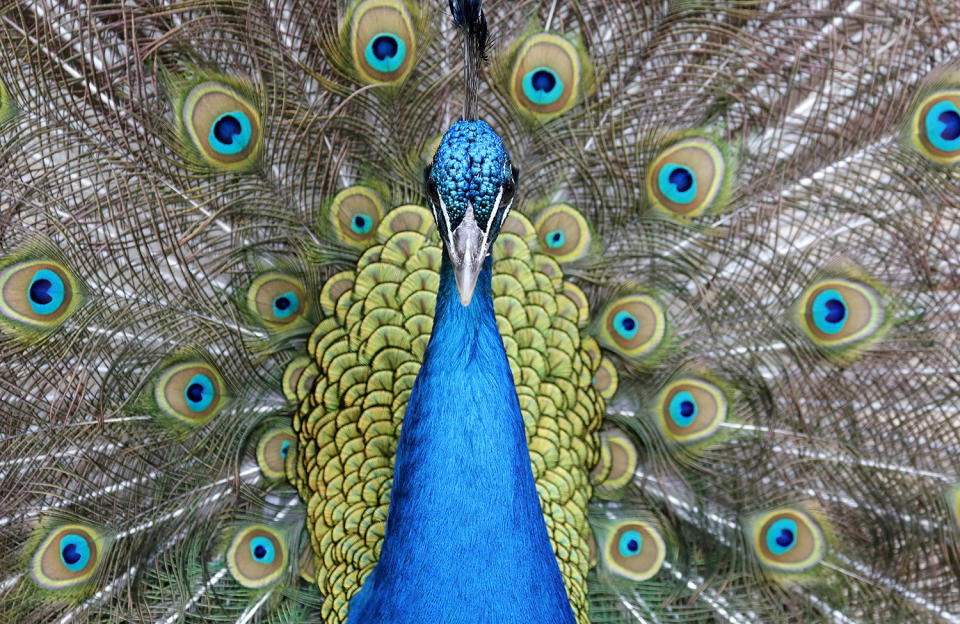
647,137,730,218
30,525,103,590
657,378,727,444
509,33,584,118
592,357,619,400
181,81,261,170
911,90,960,164
330,186,385,248
591,431,637,492
0,260,80,330
798,279,884,348
257,427,296,480
227,525,287,588
246,273,308,330
154,362,228,425
534,204,592,263
247,272,307,330
349,0,416,84
598,294,667,360
603,521,666,581
749,509,826,572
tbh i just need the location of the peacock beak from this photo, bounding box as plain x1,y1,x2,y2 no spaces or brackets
448,203,489,306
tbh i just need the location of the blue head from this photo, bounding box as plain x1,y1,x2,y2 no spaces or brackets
426,119,518,306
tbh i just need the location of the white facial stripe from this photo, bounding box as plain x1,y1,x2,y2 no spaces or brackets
494,186,513,230
435,194,457,261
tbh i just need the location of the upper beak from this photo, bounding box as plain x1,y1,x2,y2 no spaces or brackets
449,203,489,306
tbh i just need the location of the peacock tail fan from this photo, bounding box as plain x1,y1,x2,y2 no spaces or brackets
0,0,958,623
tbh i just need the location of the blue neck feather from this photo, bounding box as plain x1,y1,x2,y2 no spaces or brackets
347,254,575,624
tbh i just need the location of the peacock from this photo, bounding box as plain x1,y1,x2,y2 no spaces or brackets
1,0,959,621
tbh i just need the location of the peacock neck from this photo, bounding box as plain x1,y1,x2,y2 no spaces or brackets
346,253,575,624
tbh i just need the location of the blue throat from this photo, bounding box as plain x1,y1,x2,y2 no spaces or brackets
347,254,575,624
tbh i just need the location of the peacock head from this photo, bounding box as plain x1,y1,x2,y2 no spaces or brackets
425,119,519,306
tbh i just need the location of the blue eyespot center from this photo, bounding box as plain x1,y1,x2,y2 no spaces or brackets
939,109,960,141
351,214,373,234
668,167,693,192
613,310,639,339
249,536,276,565
186,384,204,402
618,530,644,557
214,115,242,144
272,291,299,319
62,543,80,565
365,33,406,73
546,230,565,248
372,35,398,61
776,528,795,548
925,100,960,152
59,534,91,571
521,67,564,106
184,374,215,412
30,279,52,305
531,70,556,93
209,111,252,155
28,269,66,315
766,518,799,555
824,299,845,323
812,289,847,335
658,163,698,205
668,390,698,427
280,439,290,457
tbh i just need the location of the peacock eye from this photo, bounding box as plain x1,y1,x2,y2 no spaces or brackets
912,90,960,164
246,273,307,330
748,508,826,572
0,260,80,329
598,294,667,360
657,378,727,444
509,33,585,118
798,279,885,349
153,362,228,426
329,186,385,248
534,204,592,263
349,0,416,84
226,525,287,588
647,136,731,218
180,80,261,171
603,521,666,581
256,426,296,480
30,525,103,590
